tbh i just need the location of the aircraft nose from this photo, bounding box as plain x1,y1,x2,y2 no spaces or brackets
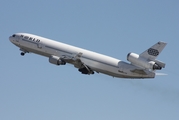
9,36,13,43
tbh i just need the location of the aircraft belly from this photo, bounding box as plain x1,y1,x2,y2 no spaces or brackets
118,62,155,78
79,58,153,78
81,58,123,77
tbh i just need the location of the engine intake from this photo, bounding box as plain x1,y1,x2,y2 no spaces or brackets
127,53,162,70
49,55,66,65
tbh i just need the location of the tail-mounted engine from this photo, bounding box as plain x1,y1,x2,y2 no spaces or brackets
127,53,162,70
49,55,66,65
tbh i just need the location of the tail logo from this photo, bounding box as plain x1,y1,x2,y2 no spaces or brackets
148,48,159,56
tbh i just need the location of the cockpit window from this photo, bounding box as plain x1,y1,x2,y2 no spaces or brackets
21,35,24,38
12,34,16,37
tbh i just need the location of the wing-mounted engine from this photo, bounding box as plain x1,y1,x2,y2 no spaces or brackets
49,55,66,65
127,53,163,70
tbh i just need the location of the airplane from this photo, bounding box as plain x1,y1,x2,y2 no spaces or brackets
9,33,167,79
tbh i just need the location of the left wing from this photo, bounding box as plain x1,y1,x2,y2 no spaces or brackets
61,52,94,75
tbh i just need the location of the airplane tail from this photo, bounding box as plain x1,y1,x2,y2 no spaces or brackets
139,41,167,68
127,41,167,71
140,41,167,60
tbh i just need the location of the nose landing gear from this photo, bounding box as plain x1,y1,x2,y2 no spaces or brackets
21,52,25,56
20,48,28,56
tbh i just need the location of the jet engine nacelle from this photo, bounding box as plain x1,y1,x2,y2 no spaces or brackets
127,53,162,70
49,55,66,65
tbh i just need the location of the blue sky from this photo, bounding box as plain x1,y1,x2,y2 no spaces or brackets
1,0,179,120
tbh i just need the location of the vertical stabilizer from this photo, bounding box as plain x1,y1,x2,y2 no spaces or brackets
140,41,167,61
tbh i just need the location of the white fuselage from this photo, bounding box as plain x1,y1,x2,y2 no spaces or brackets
9,33,155,78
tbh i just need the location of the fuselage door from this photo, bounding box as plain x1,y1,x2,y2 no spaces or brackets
37,42,42,49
